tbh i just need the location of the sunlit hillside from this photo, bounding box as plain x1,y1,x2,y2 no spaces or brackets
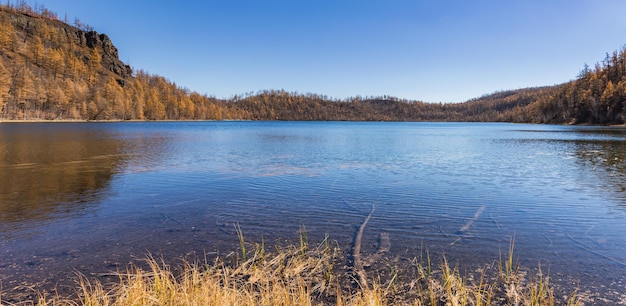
0,3,243,120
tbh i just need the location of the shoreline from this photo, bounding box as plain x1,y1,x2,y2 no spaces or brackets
0,119,240,123
1,119,625,127
0,238,591,305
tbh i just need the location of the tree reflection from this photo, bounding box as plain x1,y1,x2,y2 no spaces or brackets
0,124,130,236
572,128,626,206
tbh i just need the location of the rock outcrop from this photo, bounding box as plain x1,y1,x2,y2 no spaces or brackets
0,6,132,79
85,31,132,78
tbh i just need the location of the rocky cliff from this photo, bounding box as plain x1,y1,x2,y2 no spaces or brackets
0,6,132,79
84,31,132,78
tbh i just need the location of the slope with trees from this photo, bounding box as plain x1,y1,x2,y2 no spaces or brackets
520,49,626,124
0,2,241,121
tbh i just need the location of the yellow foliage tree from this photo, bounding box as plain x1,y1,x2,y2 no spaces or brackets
0,17,14,50
87,47,101,85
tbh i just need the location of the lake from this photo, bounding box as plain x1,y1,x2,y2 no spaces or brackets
1,121,626,302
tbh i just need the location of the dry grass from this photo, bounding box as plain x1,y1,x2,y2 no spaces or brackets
1,235,586,306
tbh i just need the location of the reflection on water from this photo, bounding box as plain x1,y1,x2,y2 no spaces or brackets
0,124,133,235
1,122,626,303
573,138,626,206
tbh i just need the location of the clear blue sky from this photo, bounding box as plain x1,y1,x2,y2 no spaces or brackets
36,0,626,102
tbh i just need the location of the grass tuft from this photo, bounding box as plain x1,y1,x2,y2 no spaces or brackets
234,222,247,262
1,235,588,306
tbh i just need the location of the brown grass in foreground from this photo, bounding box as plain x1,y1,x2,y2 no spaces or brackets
2,235,585,306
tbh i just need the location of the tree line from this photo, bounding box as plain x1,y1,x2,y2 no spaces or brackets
519,49,626,124
0,2,624,124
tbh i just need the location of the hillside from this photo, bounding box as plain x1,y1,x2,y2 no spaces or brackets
0,3,244,121
230,88,546,122
522,50,626,124
0,3,624,123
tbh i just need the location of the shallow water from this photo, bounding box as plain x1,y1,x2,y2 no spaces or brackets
1,122,626,301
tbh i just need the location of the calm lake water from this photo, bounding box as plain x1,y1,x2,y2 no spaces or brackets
1,121,626,302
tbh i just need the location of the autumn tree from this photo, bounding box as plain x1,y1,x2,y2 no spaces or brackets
47,48,64,78
0,60,10,118
0,17,14,51
87,47,101,85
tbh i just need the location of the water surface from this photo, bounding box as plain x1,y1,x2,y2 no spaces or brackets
1,122,625,302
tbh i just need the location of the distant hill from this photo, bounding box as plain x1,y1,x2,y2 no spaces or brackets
0,3,624,123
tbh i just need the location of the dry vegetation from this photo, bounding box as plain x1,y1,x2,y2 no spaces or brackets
1,232,585,306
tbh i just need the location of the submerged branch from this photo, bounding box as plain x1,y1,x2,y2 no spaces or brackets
458,205,486,234
352,204,375,290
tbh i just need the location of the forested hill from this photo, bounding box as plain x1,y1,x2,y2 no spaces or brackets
0,3,624,123
0,3,245,121
516,49,626,124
